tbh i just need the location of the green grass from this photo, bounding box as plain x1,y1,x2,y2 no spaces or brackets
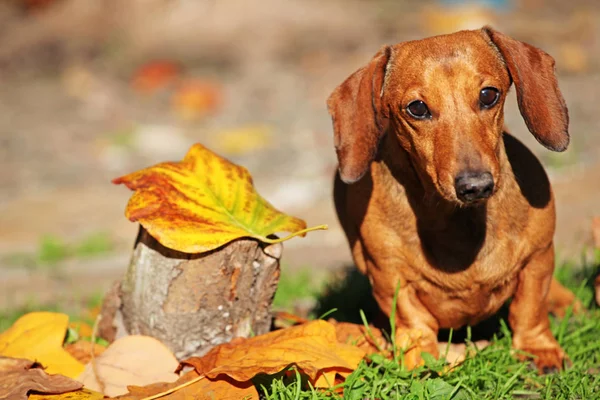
259,254,600,399
273,268,328,314
1,231,114,270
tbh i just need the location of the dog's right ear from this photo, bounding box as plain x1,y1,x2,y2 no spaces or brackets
327,46,392,184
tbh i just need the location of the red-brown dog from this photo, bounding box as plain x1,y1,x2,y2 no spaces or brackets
328,27,580,372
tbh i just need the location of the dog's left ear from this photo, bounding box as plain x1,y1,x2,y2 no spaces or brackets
327,46,392,183
483,26,569,152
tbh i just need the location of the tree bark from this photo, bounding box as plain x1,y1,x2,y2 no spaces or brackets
99,226,282,360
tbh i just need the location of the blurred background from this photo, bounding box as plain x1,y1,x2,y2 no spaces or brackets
0,0,599,315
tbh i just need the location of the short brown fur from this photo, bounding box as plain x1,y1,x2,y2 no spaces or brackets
328,27,580,371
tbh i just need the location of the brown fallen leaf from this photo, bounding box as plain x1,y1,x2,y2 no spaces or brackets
332,321,488,368
68,322,94,339
180,320,366,388
78,335,178,397
437,340,490,367
115,369,257,400
331,321,389,356
0,312,84,378
273,311,309,329
65,341,106,365
0,356,82,400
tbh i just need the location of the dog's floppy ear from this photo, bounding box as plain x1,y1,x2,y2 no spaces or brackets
327,46,392,183
483,26,569,152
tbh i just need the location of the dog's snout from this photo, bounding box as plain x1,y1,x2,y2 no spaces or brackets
454,171,494,203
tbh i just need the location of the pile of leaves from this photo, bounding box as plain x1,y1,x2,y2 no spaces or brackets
2,300,600,399
0,311,388,399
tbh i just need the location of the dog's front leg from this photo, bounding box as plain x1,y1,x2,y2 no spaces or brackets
373,280,440,368
509,244,567,372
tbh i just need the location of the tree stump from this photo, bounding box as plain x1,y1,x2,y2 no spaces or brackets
99,226,282,360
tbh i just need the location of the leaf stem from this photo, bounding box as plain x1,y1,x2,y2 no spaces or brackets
261,225,328,244
141,374,206,400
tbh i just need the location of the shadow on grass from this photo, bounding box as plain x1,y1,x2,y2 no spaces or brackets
314,255,600,344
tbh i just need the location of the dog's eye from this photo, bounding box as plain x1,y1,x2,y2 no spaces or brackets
406,100,431,119
480,87,500,108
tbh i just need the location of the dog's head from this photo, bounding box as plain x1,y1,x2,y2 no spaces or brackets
327,27,569,205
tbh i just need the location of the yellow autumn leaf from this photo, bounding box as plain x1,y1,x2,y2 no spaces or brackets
30,388,105,400
0,312,84,378
113,143,326,253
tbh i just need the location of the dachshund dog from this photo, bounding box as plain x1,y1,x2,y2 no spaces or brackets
328,27,581,372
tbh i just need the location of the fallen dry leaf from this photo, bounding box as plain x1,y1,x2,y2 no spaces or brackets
172,79,222,120
437,340,490,367
331,321,389,356
68,322,94,339
115,369,257,400
65,341,106,365
131,61,181,94
78,335,178,397
29,388,105,400
114,143,326,253
273,311,309,329
180,320,366,388
0,312,84,378
0,356,82,400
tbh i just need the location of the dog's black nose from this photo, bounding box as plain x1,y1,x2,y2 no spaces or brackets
454,171,494,202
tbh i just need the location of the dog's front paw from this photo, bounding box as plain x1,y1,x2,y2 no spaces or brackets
394,328,439,370
518,346,568,373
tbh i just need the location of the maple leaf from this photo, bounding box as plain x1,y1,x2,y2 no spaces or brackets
113,143,327,253
0,312,84,378
180,320,366,388
0,356,83,400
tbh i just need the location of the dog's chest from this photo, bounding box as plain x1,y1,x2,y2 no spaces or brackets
410,236,525,327
366,198,528,327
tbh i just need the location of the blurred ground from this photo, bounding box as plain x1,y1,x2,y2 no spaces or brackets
1,0,599,310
